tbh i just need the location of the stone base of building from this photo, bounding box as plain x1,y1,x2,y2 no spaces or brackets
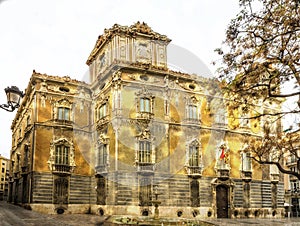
91,205,285,219
26,203,285,219
29,204,91,215
231,208,285,219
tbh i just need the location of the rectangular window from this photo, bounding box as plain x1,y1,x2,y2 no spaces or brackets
242,152,252,171
140,98,151,113
139,141,151,163
58,107,70,120
55,145,69,165
189,146,199,166
188,105,198,120
1,168,4,173
97,144,107,166
99,103,107,119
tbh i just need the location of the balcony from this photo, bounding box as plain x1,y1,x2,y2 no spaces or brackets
136,112,154,121
136,163,155,175
186,166,203,178
241,171,252,182
184,118,200,125
96,115,110,130
216,169,230,180
95,165,108,175
21,165,29,175
52,164,73,175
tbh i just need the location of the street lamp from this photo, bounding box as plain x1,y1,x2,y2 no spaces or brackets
0,86,24,112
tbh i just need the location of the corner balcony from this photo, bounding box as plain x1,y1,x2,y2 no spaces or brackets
136,162,155,175
52,164,73,175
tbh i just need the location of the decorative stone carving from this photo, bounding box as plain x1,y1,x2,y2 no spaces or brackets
48,137,76,173
215,141,230,171
136,42,151,63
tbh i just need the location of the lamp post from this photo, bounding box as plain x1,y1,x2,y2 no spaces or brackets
0,86,24,112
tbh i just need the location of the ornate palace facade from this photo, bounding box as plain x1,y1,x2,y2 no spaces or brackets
8,22,284,219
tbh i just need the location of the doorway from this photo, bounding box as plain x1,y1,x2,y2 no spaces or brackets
216,185,229,218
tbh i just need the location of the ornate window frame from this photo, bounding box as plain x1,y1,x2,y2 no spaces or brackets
135,87,155,120
48,137,76,173
95,134,110,174
185,139,203,176
185,96,200,123
53,98,73,122
95,95,109,124
135,129,155,173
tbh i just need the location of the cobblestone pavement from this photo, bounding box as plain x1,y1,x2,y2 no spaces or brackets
203,218,300,226
0,201,105,226
2,201,300,226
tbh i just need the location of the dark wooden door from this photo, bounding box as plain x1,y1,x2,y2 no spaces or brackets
216,185,229,218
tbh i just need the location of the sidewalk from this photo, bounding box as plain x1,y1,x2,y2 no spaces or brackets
2,201,300,226
203,218,300,226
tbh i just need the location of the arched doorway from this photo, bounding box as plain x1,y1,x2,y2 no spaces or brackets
216,185,229,218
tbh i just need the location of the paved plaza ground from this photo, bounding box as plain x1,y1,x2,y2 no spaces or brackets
1,201,300,225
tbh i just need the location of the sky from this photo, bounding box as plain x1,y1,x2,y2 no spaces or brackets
0,0,242,158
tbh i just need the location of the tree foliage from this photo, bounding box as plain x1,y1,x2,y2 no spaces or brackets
216,0,300,179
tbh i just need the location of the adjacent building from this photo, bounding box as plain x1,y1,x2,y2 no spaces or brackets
0,154,10,201
8,22,285,219
284,130,300,217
